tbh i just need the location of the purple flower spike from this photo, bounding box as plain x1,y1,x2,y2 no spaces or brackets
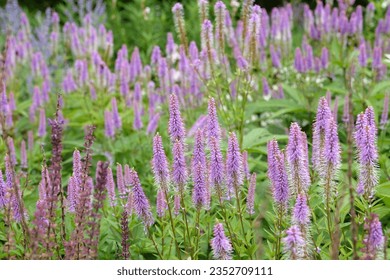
67,176,77,212
207,98,221,146
293,194,310,226
6,137,16,167
192,160,207,209
107,167,117,207
0,170,6,208
129,169,154,228
242,151,250,181
104,110,115,139
172,140,187,191
324,117,341,173
312,97,332,173
283,225,304,260
355,108,378,198
169,94,186,143
192,129,206,172
267,139,289,206
156,189,167,217
380,94,389,128
246,173,256,215
147,113,160,135
226,132,243,194
362,214,384,260
38,108,47,138
152,134,170,189
287,123,311,194
211,223,233,260
124,164,132,187
117,164,126,196
72,149,82,186
20,140,27,169
209,136,225,190
111,97,122,129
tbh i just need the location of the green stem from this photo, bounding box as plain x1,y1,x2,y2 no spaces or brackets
163,188,182,259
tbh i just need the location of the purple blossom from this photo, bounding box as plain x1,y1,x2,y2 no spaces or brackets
146,113,160,135
355,108,378,197
192,129,206,172
106,167,116,206
287,123,311,194
156,189,167,217
67,176,77,212
207,98,221,146
192,159,207,209
362,214,384,260
312,97,332,173
117,163,126,196
324,117,341,172
0,170,6,208
172,140,187,190
283,225,304,260
111,97,122,129
168,94,186,143
133,102,143,130
20,140,27,169
292,194,310,226
129,169,154,228
226,132,243,194
267,139,289,205
211,223,233,260
104,110,115,138
380,94,389,128
7,137,17,166
152,134,170,188
38,108,46,138
209,136,225,189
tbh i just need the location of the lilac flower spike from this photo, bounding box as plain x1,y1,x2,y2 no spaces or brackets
106,167,117,207
156,189,167,217
128,169,154,228
362,214,384,260
211,223,233,260
246,173,256,215
111,97,122,129
207,97,221,146
172,139,187,192
267,139,289,206
38,108,46,138
283,225,304,260
292,194,310,226
192,129,206,172
355,108,379,198
67,176,77,212
0,170,6,208
168,93,186,143
192,160,207,209
152,134,170,189
312,97,332,173
324,117,341,175
287,123,311,194
20,140,27,169
72,149,82,185
226,132,243,194
380,94,389,129
209,136,225,191
117,164,126,197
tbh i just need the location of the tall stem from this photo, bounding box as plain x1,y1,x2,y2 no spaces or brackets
163,188,182,259
179,188,192,258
